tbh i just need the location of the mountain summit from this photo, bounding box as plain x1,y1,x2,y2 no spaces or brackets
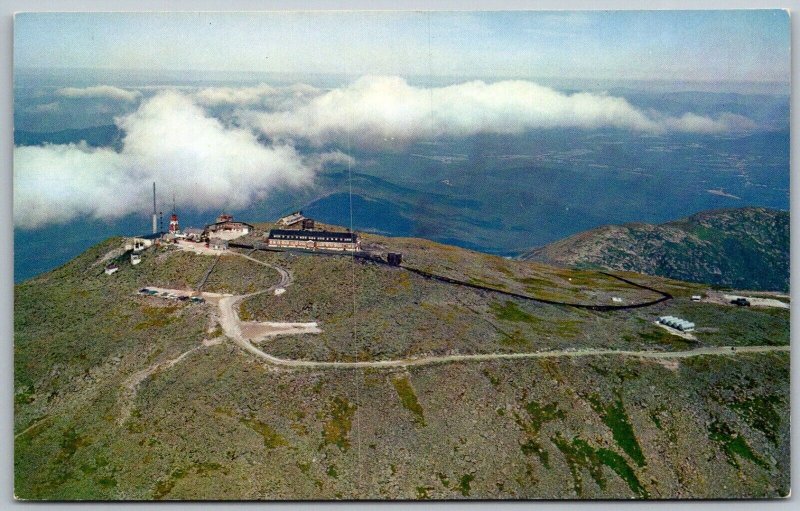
520,207,788,292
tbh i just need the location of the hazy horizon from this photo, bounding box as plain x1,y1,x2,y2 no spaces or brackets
15,11,789,82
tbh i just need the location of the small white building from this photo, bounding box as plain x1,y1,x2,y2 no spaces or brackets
125,237,154,253
131,254,142,265
104,264,119,275
658,316,696,332
278,211,305,227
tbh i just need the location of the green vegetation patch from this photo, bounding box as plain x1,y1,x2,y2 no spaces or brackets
708,421,769,470
648,406,677,443
552,434,648,498
392,376,426,427
513,401,565,468
202,255,279,295
499,329,531,348
481,369,501,387
153,463,224,500
672,301,789,347
134,304,180,331
490,300,539,324
326,464,338,478
416,486,433,499
322,396,357,451
153,467,187,500
526,401,566,432
728,394,783,446
516,276,553,289
586,392,645,467
240,417,288,449
238,303,252,321
457,473,475,496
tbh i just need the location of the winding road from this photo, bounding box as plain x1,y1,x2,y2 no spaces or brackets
217,253,789,371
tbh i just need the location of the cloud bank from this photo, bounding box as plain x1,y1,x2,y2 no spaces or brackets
57,85,142,102
243,76,755,146
192,83,320,108
14,91,350,229
15,76,756,228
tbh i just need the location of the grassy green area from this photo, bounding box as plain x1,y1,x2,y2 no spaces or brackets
457,474,474,497
240,417,289,449
514,401,565,468
672,301,789,347
728,394,783,446
392,376,426,427
362,233,665,304
321,397,357,451
552,434,648,498
586,392,646,467
202,255,279,295
490,300,539,324
708,421,769,470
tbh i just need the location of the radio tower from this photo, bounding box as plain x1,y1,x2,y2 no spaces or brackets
169,193,180,234
152,182,158,234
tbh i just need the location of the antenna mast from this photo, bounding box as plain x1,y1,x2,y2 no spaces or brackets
151,182,158,234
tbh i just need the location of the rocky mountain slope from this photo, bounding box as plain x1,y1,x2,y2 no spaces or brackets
520,207,788,292
14,229,789,500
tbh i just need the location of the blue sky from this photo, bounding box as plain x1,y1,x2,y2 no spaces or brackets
15,10,789,83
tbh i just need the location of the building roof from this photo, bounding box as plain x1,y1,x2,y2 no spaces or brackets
206,220,254,231
184,227,204,235
267,229,357,242
278,211,305,224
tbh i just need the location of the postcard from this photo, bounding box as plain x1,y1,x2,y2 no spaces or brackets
13,10,790,500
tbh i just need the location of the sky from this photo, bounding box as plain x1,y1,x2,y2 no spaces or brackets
14,10,790,84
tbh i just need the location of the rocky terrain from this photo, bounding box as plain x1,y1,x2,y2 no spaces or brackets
520,207,789,292
14,229,790,500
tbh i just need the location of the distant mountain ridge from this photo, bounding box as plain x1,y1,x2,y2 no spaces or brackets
15,124,121,148
520,207,789,292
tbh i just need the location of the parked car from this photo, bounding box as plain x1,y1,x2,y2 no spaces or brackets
731,297,751,307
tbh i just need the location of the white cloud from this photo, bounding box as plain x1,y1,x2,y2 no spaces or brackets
243,76,755,146
192,83,322,110
56,85,142,102
193,83,279,107
662,112,757,134
14,91,348,229
15,77,757,228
